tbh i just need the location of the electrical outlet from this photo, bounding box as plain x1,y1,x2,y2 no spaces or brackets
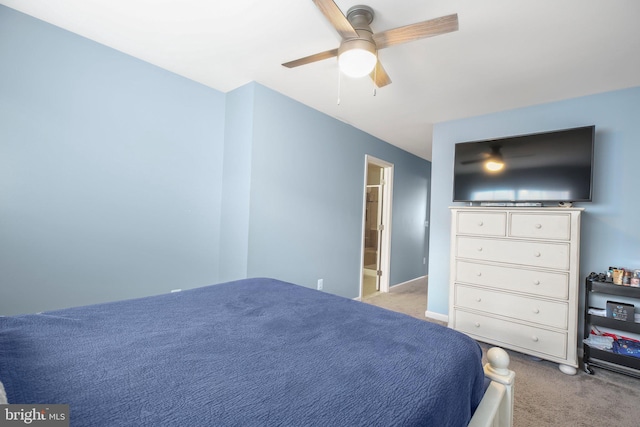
423,257,426,265
317,279,323,291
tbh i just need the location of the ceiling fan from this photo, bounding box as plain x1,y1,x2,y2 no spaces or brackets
461,145,505,165
461,145,507,171
461,145,534,172
282,0,459,87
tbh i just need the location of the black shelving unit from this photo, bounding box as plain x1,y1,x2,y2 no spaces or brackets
584,278,640,378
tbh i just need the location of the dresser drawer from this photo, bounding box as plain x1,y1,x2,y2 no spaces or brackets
455,260,569,299
456,236,570,270
454,284,568,328
509,213,571,240
456,211,506,237
454,310,567,359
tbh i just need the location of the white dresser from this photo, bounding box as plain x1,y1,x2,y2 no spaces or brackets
448,207,582,374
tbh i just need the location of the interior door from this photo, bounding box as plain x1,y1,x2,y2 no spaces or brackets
362,164,384,297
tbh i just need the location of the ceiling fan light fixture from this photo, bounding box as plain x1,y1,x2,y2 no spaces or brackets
485,159,505,172
338,38,377,78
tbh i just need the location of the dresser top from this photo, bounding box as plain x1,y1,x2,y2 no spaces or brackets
449,206,585,212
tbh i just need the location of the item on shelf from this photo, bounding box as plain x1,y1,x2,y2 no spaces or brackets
588,307,640,322
613,268,625,285
596,329,640,343
605,269,613,283
592,268,640,287
606,301,635,322
588,271,607,282
588,328,640,358
632,270,640,287
587,308,606,317
583,335,614,350
613,339,640,359
623,271,632,286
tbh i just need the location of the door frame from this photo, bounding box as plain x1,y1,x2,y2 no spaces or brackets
359,155,394,298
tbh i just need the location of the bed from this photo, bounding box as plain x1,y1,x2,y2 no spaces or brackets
0,278,513,426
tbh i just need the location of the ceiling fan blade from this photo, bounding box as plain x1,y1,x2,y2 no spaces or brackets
373,13,458,49
370,60,392,87
282,48,338,68
312,0,359,40
460,158,485,165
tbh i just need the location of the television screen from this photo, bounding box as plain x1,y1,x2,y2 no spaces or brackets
453,126,594,204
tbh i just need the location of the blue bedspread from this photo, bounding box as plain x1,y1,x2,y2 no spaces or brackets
0,278,484,426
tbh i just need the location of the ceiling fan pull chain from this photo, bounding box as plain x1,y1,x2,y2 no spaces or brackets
373,53,378,97
337,66,342,105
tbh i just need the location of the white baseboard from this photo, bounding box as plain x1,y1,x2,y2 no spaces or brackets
356,275,426,301
389,275,427,292
425,310,449,324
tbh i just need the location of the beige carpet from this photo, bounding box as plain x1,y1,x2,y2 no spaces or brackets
362,281,640,427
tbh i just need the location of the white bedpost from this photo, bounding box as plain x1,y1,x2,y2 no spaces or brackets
468,347,515,427
485,347,515,427
0,379,7,404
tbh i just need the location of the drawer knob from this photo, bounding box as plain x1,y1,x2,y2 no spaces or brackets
474,322,480,328
532,336,539,342
535,223,542,229
534,252,541,257
476,272,482,277
533,308,540,314
476,297,482,303
477,247,483,252
478,221,484,226
533,280,541,285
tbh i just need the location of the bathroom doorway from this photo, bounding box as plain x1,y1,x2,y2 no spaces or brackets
360,156,393,299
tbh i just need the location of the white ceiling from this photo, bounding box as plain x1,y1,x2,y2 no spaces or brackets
2,0,639,160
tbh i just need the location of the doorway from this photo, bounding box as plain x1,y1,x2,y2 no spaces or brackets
360,156,393,299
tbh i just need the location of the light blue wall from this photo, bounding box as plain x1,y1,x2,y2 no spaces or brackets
0,6,227,314
0,6,431,313
428,86,640,316
247,84,431,298
219,85,254,283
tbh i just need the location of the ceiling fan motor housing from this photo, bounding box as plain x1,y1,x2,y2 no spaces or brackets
338,5,377,77
345,5,375,42
346,5,374,29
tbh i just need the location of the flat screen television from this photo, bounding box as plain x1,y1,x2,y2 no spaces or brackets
453,125,594,204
